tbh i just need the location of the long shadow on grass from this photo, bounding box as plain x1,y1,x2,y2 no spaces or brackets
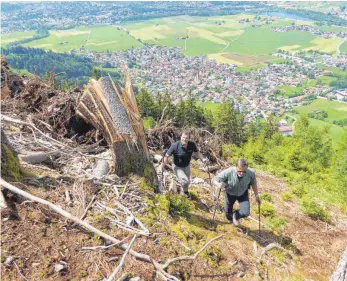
236,224,302,255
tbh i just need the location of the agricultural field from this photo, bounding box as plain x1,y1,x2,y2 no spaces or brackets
1,31,36,46
23,26,143,52
2,14,345,65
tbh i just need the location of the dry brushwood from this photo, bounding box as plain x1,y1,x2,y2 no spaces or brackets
147,121,226,166
0,179,223,281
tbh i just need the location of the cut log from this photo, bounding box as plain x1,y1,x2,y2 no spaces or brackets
330,247,347,281
76,75,151,177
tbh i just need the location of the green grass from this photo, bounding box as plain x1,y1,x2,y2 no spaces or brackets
124,16,330,62
200,101,221,114
317,25,347,33
1,31,36,46
184,38,225,56
341,40,347,53
225,27,316,55
292,99,347,145
23,25,143,52
295,99,347,122
3,15,343,67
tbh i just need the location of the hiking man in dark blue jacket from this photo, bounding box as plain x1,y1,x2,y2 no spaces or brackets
164,131,207,198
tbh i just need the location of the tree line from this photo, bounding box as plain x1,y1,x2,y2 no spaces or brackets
136,88,263,147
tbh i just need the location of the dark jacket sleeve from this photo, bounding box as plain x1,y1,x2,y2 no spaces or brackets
192,142,198,152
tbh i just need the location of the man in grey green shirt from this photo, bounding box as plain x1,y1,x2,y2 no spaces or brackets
214,158,261,226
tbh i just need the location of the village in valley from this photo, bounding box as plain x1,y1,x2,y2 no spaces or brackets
84,45,347,136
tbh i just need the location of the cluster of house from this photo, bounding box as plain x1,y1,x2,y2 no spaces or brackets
328,89,347,102
84,45,346,123
271,24,347,39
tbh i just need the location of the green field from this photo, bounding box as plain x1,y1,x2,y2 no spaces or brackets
340,40,347,53
1,31,36,46
2,14,345,64
293,99,347,144
23,26,143,52
125,15,342,59
295,99,347,122
293,113,346,145
200,101,221,114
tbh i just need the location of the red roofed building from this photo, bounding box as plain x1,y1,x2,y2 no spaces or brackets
279,125,293,136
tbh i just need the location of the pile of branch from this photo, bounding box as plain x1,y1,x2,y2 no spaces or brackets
2,71,100,145
147,120,225,165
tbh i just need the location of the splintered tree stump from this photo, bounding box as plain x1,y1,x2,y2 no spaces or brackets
76,74,151,177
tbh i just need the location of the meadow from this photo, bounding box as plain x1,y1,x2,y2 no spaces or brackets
22,26,143,52
295,98,347,122
3,13,343,67
293,99,347,144
340,40,347,53
1,31,36,46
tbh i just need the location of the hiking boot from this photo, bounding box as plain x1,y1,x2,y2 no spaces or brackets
232,212,240,226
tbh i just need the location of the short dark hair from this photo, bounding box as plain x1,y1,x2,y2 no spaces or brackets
181,131,190,137
236,158,248,168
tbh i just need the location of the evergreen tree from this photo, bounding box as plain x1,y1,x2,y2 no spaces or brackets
175,96,186,127
214,99,244,145
263,115,279,139
185,91,198,127
136,88,155,118
91,67,101,80
154,92,164,120
163,91,176,120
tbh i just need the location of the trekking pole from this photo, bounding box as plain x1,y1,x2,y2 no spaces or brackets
206,163,213,192
212,187,222,222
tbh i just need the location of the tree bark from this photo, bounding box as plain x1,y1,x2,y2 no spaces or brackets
330,247,347,281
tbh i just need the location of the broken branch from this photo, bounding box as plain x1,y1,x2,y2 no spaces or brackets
105,234,137,281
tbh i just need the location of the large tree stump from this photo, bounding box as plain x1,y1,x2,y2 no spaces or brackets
76,74,152,178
